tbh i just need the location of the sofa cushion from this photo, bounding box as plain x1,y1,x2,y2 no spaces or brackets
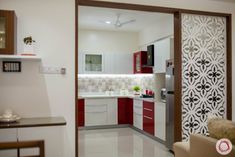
208,118,235,145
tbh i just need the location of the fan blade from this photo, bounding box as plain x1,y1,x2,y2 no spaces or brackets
119,19,136,26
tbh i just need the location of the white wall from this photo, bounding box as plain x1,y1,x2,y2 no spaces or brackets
0,0,75,157
79,29,138,52
0,0,234,156
138,16,174,50
98,0,235,121
78,29,138,74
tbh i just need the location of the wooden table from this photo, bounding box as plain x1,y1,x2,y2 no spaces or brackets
0,117,66,129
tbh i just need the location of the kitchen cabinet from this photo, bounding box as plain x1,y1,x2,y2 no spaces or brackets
77,99,84,127
118,98,133,125
143,101,154,135
85,98,117,126
155,102,166,140
153,37,174,73
127,98,133,125
118,98,128,124
133,99,143,130
0,129,17,157
133,51,152,74
0,10,16,55
78,51,133,74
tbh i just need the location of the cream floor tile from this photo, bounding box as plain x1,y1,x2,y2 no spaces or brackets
79,128,173,157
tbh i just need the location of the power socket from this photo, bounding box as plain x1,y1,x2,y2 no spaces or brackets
40,66,66,75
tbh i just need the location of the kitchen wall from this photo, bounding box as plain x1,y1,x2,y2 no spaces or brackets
0,0,75,157
78,74,154,94
78,29,139,74
79,29,139,53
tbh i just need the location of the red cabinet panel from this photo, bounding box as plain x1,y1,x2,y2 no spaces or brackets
77,99,84,127
133,51,153,74
118,98,128,124
118,98,133,125
127,98,133,125
143,101,154,135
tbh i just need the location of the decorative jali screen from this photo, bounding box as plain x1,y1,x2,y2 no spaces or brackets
181,14,227,141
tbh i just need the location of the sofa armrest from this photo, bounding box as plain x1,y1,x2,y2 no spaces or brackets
190,134,235,157
173,142,190,157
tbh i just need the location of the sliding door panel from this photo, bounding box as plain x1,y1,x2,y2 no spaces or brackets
181,14,227,141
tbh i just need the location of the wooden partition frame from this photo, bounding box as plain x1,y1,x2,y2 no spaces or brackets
75,1,232,156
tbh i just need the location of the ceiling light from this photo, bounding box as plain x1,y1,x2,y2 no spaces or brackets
105,21,111,24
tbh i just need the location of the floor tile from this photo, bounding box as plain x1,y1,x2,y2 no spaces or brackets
79,128,173,157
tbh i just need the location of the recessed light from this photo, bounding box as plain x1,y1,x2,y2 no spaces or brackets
105,21,111,24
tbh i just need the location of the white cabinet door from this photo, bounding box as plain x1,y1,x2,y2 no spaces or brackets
18,126,65,157
154,38,173,73
134,113,143,130
85,98,117,126
133,99,143,130
0,129,17,157
155,102,166,140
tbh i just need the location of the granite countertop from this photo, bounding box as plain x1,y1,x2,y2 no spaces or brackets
0,117,66,129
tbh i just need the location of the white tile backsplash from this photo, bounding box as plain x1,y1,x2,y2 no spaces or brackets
78,74,154,94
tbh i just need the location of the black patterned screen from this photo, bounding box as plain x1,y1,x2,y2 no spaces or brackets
181,14,227,141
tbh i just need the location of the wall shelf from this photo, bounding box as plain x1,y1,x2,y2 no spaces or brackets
0,55,41,61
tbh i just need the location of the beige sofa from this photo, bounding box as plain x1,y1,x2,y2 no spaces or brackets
174,134,235,157
174,118,235,157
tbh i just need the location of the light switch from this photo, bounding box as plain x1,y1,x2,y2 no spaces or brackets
40,66,66,75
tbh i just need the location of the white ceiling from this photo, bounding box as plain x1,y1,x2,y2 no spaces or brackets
78,6,172,32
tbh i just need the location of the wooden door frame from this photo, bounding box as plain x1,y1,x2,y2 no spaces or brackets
75,1,232,156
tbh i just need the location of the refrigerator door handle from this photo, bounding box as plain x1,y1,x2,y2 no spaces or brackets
167,91,174,94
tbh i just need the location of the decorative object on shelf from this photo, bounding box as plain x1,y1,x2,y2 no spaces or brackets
133,85,141,95
22,36,36,56
0,109,21,123
2,61,21,72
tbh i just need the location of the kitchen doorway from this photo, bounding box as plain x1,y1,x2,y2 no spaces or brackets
75,1,232,157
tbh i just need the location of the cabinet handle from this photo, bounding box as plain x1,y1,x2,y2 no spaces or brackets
144,108,153,112
144,115,153,120
86,111,107,113
134,106,142,109
86,104,107,107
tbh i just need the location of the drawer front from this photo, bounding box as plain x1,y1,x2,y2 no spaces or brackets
85,112,107,126
143,101,154,110
143,115,154,135
85,104,107,113
134,113,143,130
134,105,143,115
134,99,143,108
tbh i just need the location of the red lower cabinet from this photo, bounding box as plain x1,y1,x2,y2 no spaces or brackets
118,98,128,124
118,98,133,125
127,98,133,125
143,101,154,135
77,99,84,127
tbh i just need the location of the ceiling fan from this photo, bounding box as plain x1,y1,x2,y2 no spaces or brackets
101,13,136,28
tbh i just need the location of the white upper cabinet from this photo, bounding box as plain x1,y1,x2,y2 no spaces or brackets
78,51,133,74
154,37,174,73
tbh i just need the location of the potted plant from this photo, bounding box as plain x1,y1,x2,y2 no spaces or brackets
22,36,36,55
133,86,141,95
